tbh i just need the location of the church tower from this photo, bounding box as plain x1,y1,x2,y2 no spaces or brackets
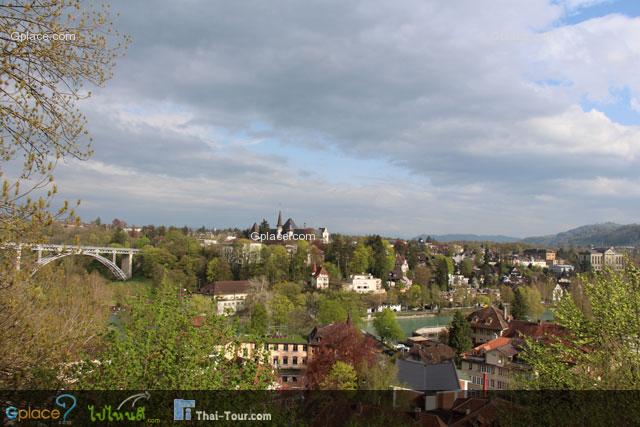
276,210,283,237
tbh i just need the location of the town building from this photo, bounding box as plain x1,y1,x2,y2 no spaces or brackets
550,263,575,275
310,264,330,289
459,337,522,391
578,247,624,271
198,280,251,315
249,211,330,244
347,273,384,294
523,248,556,264
394,359,461,392
459,320,565,391
466,305,510,345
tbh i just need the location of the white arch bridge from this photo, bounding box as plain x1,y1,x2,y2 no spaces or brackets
14,244,140,280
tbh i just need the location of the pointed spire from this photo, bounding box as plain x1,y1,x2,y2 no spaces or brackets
277,210,283,227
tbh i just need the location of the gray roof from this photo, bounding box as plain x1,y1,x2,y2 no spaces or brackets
283,218,298,230
395,359,460,392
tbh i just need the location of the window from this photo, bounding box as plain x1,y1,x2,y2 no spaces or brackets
302,345,308,352
282,376,288,382
293,356,298,365
490,379,495,388
292,376,298,382
283,356,288,365
283,344,289,351
264,343,269,350
273,357,278,365
468,363,472,370
294,344,299,351
302,357,307,365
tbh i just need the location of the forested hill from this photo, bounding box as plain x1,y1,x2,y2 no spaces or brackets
522,223,640,247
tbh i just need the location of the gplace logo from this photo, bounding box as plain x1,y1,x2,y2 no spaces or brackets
5,393,77,422
174,399,196,421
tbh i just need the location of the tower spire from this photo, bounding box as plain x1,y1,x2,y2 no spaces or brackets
277,210,283,227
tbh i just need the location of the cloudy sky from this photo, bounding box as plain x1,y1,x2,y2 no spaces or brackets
54,0,640,238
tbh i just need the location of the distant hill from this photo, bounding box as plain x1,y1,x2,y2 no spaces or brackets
413,234,520,243
522,222,640,247
414,223,640,246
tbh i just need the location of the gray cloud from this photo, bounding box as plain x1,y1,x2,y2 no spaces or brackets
52,0,640,236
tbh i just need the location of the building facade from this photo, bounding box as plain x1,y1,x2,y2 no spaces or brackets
578,247,624,271
198,280,251,315
347,274,384,294
311,264,330,289
466,305,510,345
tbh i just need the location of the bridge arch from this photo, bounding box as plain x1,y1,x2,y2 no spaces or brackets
33,252,128,281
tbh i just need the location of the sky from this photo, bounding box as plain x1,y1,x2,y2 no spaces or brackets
52,0,640,238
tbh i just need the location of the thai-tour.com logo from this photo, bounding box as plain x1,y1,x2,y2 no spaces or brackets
174,399,271,422
4,393,76,423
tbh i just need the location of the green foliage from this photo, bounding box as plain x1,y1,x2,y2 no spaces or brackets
80,280,273,389
351,242,373,274
520,263,640,390
448,310,472,355
269,294,294,328
512,286,544,320
460,258,474,278
261,245,289,284
435,257,450,289
318,298,348,324
358,357,398,390
373,309,404,343
249,303,268,336
206,257,233,282
320,361,358,390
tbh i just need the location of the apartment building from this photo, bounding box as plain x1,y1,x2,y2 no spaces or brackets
460,337,521,391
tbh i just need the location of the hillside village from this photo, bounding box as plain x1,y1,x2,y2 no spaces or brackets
47,215,638,399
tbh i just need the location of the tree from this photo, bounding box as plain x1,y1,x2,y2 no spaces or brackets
318,298,348,325
520,263,640,390
413,265,431,286
0,0,128,288
404,284,423,308
320,361,358,390
80,280,273,389
436,257,450,289
306,321,377,389
0,270,112,388
269,294,294,329
512,287,530,320
206,257,233,282
358,357,398,390
249,303,268,336
373,309,404,342
460,258,474,278
448,310,472,355
351,242,373,274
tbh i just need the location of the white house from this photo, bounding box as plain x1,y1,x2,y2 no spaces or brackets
199,280,251,315
311,264,330,290
348,274,384,294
